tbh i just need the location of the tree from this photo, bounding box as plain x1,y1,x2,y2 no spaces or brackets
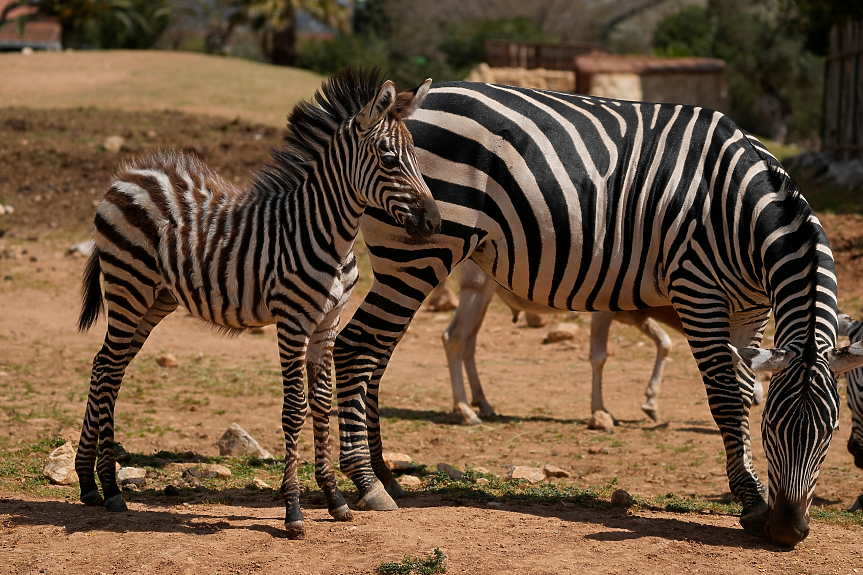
0,0,169,49
782,0,863,56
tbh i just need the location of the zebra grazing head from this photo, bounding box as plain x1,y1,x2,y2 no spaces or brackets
733,332,863,545
836,313,863,469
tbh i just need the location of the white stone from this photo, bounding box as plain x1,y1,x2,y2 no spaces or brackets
587,410,615,432
436,462,464,480
207,464,232,479
476,477,490,485
3,205,12,215
252,477,272,489
155,354,178,368
399,475,422,487
217,423,273,459
383,452,414,471
43,443,77,485
543,322,579,343
506,466,546,484
117,467,146,483
102,135,125,153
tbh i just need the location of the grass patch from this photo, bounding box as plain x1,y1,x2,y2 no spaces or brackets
379,548,447,575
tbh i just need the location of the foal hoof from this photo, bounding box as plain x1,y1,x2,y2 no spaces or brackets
329,503,352,521
385,478,406,499
80,490,104,507
356,482,398,511
285,520,305,540
740,502,770,539
104,494,128,512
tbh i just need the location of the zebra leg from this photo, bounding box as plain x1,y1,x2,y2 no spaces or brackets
77,289,173,511
275,321,311,539
306,319,352,522
589,312,615,416
442,269,497,425
635,317,672,422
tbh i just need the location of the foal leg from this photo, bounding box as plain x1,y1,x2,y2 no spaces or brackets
306,315,352,522
77,290,174,510
635,316,672,422
589,312,615,416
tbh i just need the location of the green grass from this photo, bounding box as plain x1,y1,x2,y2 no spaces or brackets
379,549,447,575
0,50,324,128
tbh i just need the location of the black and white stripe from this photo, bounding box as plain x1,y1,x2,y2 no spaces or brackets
332,81,863,546
74,69,438,539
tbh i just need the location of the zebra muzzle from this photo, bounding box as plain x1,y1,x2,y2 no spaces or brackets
404,196,441,240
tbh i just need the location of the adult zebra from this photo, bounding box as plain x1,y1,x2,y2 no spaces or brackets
75,69,439,540
333,81,863,546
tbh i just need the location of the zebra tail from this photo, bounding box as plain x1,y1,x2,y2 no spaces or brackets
78,250,104,332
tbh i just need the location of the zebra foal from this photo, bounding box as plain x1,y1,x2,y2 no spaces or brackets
334,82,863,546
75,69,438,539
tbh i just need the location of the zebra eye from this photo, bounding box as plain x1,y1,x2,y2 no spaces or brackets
381,153,399,167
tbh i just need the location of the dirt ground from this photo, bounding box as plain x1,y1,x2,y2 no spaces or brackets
3,108,863,573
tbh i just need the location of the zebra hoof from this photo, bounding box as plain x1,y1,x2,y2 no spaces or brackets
329,504,352,521
356,482,398,511
104,494,128,512
80,490,104,507
285,520,305,540
641,404,659,422
385,478,406,499
740,503,770,539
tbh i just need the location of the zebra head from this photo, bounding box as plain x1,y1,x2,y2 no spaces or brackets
352,78,440,240
733,339,863,546
837,313,863,469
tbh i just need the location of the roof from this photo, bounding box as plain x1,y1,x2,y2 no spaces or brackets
0,0,61,49
574,53,725,75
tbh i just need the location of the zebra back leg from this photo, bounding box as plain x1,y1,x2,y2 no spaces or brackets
589,311,615,417
442,265,498,425
306,315,352,522
631,314,673,422
76,285,173,511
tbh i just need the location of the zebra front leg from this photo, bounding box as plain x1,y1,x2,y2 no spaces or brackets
366,357,406,499
306,323,352,521
277,343,311,540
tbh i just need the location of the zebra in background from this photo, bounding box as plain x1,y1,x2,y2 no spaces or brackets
333,81,863,547
75,69,439,540
837,313,863,468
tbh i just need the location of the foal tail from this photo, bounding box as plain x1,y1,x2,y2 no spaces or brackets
78,249,104,332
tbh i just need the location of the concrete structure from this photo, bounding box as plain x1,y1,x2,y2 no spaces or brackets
0,0,61,51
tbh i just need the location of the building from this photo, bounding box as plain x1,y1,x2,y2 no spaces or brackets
0,0,61,52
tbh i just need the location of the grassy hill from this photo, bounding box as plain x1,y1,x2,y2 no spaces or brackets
0,50,325,127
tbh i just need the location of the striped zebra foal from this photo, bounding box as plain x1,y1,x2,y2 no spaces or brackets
837,313,863,468
75,69,439,539
333,82,863,546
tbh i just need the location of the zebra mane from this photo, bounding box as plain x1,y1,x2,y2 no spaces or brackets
260,67,386,193
766,162,821,369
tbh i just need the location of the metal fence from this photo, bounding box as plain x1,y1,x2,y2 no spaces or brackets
824,20,863,159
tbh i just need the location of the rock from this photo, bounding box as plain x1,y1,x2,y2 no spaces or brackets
426,285,458,312
217,423,273,459
399,475,422,487
183,464,231,480
611,488,634,508
102,135,125,153
524,313,547,328
476,477,490,485
117,467,147,484
208,464,232,479
162,462,197,474
155,354,178,368
826,159,863,190
67,240,95,258
43,443,77,485
486,501,503,507
164,484,180,497
543,464,570,478
587,410,615,432
506,466,546,484
543,322,579,343
436,462,464,480
21,46,33,55
3,205,13,215
587,446,611,455
383,452,414,471
122,477,146,489
472,466,491,475
251,477,272,489
0,205,4,216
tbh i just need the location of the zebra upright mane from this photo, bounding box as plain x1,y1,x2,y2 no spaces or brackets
260,67,386,194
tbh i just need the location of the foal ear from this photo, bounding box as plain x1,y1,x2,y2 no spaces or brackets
828,341,863,375
357,80,397,131
729,344,796,373
395,78,432,118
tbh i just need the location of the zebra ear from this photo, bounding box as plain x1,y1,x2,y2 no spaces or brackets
838,313,861,338
729,344,796,373
395,78,432,118
357,80,397,131
828,341,863,374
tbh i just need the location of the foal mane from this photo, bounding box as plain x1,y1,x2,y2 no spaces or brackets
259,67,386,194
